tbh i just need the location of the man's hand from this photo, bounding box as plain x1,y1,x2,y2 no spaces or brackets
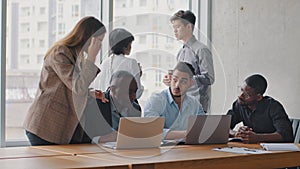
163,75,171,87
236,126,260,144
165,130,186,140
229,129,237,138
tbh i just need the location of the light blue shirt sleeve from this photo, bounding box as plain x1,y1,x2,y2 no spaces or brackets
197,102,205,115
144,91,171,139
162,129,170,139
144,92,167,117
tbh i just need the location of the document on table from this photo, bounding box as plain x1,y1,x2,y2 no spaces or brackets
260,143,300,151
213,147,271,154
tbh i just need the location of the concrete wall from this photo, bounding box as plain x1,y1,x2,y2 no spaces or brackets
210,0,300,118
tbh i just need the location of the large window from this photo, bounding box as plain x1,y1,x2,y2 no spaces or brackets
3,0,101,146
71,4,79,17
1,0,207,147
110,0,190,108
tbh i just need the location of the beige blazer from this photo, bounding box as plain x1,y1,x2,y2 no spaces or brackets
23,45,100,144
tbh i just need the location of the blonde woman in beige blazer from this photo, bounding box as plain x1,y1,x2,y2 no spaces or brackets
23,16,106,145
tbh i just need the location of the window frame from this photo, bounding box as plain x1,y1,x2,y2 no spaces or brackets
1,0,7,148
0,0,105,147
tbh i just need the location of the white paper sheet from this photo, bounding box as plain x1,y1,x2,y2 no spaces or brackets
213,147,271,154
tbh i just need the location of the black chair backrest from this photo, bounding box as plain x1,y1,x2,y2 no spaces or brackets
290,118,300,143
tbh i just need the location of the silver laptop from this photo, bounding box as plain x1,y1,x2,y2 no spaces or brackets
185,115,232,144
102,117,165,149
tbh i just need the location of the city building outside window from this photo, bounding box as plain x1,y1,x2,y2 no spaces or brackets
4,0,101,144
2,0,196,146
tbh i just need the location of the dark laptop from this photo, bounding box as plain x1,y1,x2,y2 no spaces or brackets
185,115,232,144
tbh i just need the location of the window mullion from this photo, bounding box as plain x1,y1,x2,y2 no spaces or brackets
0,0,7,148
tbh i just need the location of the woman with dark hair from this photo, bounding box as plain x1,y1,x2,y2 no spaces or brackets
23,16,106,145
98,28,143,99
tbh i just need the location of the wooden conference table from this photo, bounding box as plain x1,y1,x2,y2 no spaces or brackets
0,142,299,169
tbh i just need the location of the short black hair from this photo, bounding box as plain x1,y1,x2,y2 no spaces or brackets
173,62,195,78
109,70,136,85
170,10,196,26
109,28,134,55
244,74,268,95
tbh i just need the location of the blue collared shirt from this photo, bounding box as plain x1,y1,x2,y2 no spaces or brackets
144,88,205,131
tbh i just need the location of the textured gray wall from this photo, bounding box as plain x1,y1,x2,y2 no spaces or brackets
211,0,300,118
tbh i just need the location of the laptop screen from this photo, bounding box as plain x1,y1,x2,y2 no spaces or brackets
185,115,231,144
102,117,165,149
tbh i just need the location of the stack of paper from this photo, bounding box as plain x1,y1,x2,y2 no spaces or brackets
213,147,270,154
260,143,300,151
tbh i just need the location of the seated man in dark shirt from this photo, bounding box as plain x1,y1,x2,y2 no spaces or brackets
227,74,293,143
78,70,141,143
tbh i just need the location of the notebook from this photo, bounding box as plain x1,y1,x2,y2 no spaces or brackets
102,117,165,149
185,115,232,144
260,143,300,151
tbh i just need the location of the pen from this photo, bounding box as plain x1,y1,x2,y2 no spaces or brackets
243,148,258,152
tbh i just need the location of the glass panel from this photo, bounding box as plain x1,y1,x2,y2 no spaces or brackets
5,0,101,142
111,0,189,109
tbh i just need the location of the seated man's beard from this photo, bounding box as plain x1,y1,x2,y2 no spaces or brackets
173,87,182,97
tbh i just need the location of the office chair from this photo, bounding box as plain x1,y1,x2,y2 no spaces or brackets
288,118,300,169
290,118,300,143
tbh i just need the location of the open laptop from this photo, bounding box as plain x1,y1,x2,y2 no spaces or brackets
184,115,232,144
102,117,165,149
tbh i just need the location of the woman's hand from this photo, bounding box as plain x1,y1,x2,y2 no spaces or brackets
90,89,109,103
87,37,102,63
